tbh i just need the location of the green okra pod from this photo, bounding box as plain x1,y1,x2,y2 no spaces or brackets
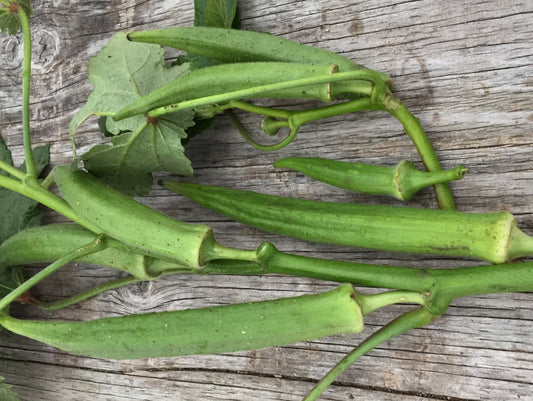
0,223,187,280
127,27,391,82
274,157,466,201
53,165,219,268
0,283,363,359
163,181,533,264
113,62,342,121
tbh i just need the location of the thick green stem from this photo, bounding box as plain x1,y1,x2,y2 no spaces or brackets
386,97,455,210
303,307,437,401
0,159,25,179
0,237,106,311
357,290,428,316
256,242,533,303
0,173,102,233
17,6,37,178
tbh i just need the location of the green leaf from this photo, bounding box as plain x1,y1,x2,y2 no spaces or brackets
0,135,13,177
0,266,24,301
0,142,50,245
194,0,238,29
69,33,195,196
0,376,21,401
0,0,32,35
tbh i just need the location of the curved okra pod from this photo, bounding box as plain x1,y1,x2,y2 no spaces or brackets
53,165,257,268
0,284,363,359
163,181,533,264
126,26,392,85
274,157,466,201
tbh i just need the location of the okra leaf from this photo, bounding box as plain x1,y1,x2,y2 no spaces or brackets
0,266,24,303
0,0,32,35
194,0,238,29
0,376,20,401
69,33,195,196
81,113,193,196
0,136,13,176
0,141,50,245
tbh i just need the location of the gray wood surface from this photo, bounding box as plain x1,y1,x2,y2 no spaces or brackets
1,0,532,400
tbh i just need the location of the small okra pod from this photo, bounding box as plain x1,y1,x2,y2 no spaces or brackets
0,283,363,359
113,62,343,121
53,165,218,269
127,27,391,82
163,181,533,264
274,157,467,201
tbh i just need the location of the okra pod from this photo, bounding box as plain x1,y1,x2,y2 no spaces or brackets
127,27,391,82
0,283,363,359
0,223,186,280
164,181,533,264
274,157,466,201
113,62,345,121
53,166,217,268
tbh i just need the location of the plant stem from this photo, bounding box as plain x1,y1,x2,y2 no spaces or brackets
385,97,455,210
0,159,25,179
36,275,141,311
0,173,102,233
255,242,533,308
358,290,428,316
303,307,437,401
223,100,292,120
17,5,37,178
0,237,107,311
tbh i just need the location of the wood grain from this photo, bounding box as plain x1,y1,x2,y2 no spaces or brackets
0,0,532,400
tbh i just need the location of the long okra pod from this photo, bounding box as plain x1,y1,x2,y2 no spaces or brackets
274,157,466,201
126,27,392,84
53,165,257,268
0,284,363,359
164,181,533,264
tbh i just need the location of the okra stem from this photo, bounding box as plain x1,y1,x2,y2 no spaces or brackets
357,291,428,316
303,307,437,401
17,6,37,178
0,172,102,234
386,98,455,210
0,159,25,180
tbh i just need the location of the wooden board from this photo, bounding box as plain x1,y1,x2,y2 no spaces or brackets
0,0,532,399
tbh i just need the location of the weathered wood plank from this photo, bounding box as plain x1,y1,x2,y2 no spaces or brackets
1,0,532,400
